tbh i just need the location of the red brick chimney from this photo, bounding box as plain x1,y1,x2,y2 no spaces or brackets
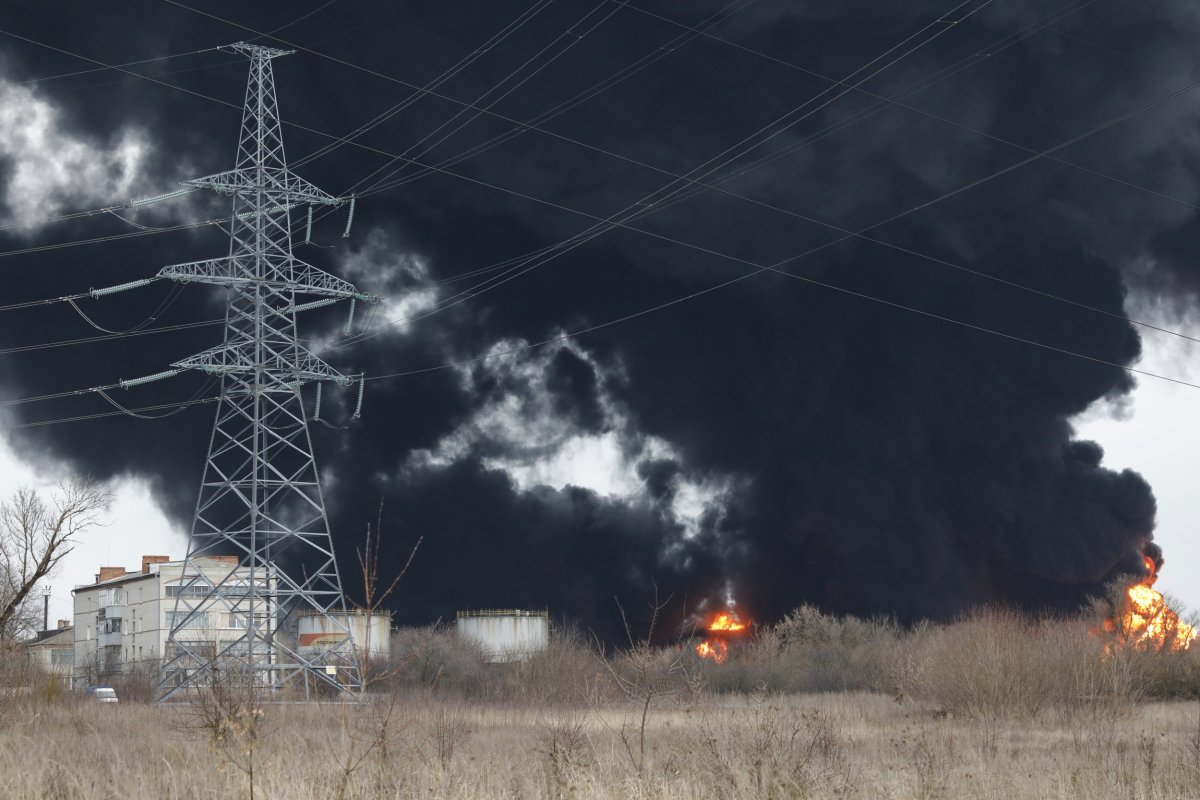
142,555,170,574
97,566,126,583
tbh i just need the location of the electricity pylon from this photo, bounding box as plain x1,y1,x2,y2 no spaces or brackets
151,43,375,701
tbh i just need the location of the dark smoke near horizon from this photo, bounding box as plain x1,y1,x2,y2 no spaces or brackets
0,0,1195,639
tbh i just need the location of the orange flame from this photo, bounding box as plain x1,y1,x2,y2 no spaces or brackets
696,639,728,663
707,612,747,633
1104,555,1196,652
695,610,749,662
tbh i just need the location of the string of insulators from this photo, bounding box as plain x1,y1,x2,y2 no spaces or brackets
90,278,155,298
344,297,357,335
305,205,313,244
235,202,295,222
342,195,356,239
292,297,339,314
313,382,323,422
119,369,179,390
352,375,365,420
131,188,192,208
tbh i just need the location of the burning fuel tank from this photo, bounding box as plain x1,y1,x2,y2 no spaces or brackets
296,610,391,658
456,609,549,663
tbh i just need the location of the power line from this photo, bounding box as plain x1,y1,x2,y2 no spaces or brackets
14,46,218,86
344,0,757,198
6,5,1195,402
291,0,561,169
616,0,1200,217
7,2,1196,369
0,319,220,357
337,0,629,193
326,0,999,345
332,6,1198,352
13,396,219,429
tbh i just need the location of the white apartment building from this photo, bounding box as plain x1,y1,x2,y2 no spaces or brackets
72,554,274,683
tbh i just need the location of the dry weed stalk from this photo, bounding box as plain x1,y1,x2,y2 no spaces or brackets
1186,702,1200,778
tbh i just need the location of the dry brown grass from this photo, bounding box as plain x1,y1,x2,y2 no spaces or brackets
8,606,1199,798
2,692,1200,799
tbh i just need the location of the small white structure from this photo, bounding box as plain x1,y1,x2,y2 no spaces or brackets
297,610,391,660
22,622,74,689
456,609,549,663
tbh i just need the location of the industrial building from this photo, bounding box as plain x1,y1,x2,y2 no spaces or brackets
72,554,272,683
456,609,549,662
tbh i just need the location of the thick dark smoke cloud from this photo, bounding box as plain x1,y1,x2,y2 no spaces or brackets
0,0,1195,637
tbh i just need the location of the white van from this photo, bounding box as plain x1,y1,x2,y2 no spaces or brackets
84,686,119,704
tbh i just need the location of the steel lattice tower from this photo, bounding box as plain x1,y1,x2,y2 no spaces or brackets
154,43,373,701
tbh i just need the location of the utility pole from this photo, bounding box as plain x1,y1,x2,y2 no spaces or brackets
42,585,50,633
130,43,376,701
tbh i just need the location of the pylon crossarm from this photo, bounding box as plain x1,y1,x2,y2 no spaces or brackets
158,256,366,299
170,343,349,384
221,42,294,59
185,168,341,206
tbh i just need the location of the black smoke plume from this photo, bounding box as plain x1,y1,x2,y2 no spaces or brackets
0,0,1193,638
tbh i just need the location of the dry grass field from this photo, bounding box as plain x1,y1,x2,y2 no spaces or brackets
4,606,1198,799
1,693,1198,799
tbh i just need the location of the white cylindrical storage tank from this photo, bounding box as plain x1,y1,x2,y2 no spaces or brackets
297,611,391,659
456,609,549,663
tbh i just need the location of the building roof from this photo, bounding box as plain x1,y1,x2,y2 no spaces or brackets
73,555,243,592
22,628,73,649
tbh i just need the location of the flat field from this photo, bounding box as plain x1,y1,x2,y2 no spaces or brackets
1,692,1198,800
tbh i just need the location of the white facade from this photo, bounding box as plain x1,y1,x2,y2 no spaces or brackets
456,609,549,663
72,556,270,683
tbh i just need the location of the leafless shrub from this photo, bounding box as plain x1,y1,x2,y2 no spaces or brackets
597,591,685,776
177,663,269,800
107,659,161,704
905,608,1140,720
692,688,842,798
387,623,490,697
507,625,606,706
536,709,594,797
420,702,472,770
331,694,404,800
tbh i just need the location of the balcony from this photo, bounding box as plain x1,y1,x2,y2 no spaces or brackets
98,630,122,648
104,605,123,619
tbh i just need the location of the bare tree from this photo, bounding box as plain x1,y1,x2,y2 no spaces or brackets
0,477,111,639
353,501,420,691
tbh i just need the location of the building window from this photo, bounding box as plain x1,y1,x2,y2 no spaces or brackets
165,582,214,598
166,611,210,630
